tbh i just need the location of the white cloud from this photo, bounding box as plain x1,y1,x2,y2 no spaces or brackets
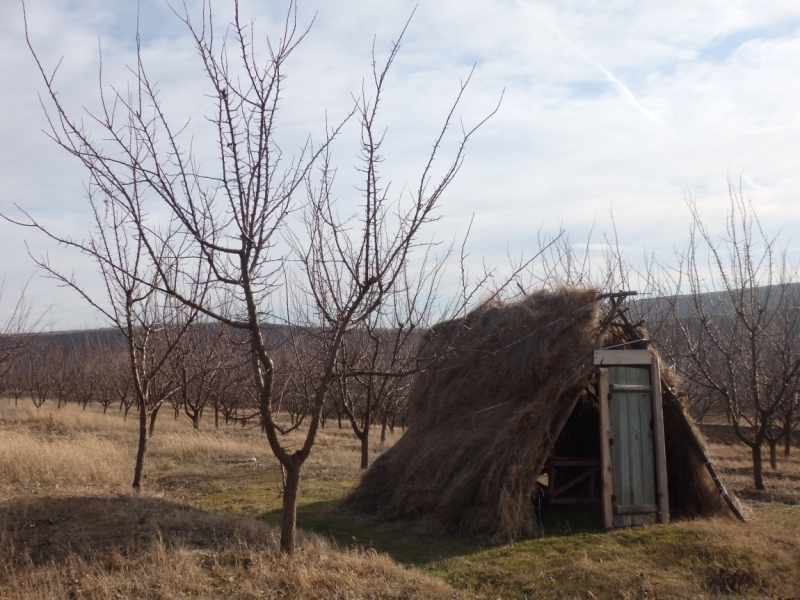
2,0,800,328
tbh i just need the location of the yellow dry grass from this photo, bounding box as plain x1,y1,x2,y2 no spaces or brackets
3,398,800,599
0,400,457,599
0,495,463,599
0,429,129,490
702,423,800,505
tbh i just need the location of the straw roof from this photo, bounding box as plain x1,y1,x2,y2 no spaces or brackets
347,287,731,539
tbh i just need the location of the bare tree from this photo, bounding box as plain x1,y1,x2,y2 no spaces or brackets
9,150,199,492
168,323,239,431
335,312,417,468
776,393,799,457
0,282,37,397
23,341,55,410
17,1,498,552
651,185,800,490
280,18,502,545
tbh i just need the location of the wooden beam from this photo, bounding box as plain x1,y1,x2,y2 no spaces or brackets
614,505,659,515
651,356,670,523
551,466,600,498
594,349,653,365
598,367,614,529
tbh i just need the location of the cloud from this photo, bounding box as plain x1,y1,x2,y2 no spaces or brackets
514,0,669,131
2,0,800,327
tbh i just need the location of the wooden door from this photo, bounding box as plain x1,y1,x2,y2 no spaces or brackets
609,366,657,527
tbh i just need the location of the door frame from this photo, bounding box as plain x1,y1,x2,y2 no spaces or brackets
594,349,669,529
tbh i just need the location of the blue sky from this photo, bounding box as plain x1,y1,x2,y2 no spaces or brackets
2,0,800,329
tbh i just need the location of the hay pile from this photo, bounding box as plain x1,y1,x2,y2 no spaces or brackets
347,287,604,539
348,286,734,540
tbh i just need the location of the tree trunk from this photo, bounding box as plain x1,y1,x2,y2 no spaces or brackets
360,424,370,469
132,400,148,492
192,411,200,431
380,411,388,444
280,463,301,554
769,439,778,470
785,419,793,457
214,403,219,429
148,403,160,438
337,412,342,429
752,445,765,491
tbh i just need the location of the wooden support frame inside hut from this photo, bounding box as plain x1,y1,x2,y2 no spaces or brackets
347,287,745,540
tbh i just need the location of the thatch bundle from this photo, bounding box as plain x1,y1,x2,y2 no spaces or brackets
347,287,731,539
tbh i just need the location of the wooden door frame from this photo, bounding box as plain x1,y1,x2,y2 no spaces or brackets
594,350,670,528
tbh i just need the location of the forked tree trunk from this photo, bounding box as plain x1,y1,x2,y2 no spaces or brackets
380,412,388,444
132,400,148,491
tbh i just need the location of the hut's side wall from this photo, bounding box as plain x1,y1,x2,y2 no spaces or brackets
661,394,729,517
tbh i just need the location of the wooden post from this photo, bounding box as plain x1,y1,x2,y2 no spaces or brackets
598,368,614,529
650,357,670,523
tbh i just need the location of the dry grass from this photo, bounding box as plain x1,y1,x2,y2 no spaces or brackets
0,401,400,489
2,398,800,598
0,429,129,490
0,495,463,599
0,400,455,599
703,423,800,505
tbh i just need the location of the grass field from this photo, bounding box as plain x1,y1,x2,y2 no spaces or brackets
1,401,799,598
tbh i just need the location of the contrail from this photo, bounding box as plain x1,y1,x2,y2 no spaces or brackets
515,0,668,130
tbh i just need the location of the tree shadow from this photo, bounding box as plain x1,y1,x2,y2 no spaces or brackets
0,494,275,567
261,499,606,565
3,494,608,569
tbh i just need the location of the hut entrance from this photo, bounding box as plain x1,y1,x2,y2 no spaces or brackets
545,393,602,506
595,349,669,528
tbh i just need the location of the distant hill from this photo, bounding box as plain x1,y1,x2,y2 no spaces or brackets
632,282,800,319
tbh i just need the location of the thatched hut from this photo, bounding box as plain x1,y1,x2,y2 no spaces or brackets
347,287,742,540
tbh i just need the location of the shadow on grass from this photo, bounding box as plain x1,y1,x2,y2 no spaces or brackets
261,498,607,565
0,494,275,566
3,493,609,569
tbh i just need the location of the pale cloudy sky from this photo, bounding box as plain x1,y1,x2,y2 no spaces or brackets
1,0,800,329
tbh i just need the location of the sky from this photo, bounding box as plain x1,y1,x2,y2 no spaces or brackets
1,0,800,330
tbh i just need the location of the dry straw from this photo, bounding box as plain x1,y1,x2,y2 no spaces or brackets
348,287,732,540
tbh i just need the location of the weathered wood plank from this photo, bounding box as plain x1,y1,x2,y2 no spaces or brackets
651,356,670,523
614,505,659,515
598,368,614,530
611,368,630,527
594,349,653,365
